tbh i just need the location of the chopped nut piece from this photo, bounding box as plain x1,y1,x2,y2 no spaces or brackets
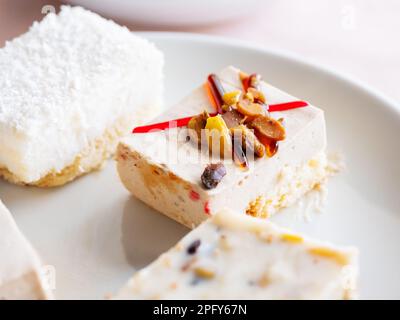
221,104,232,113
205,115,232,158
187,239,201,255
194,267,215,279
201,163,227,189
249,115,285,157
249,115,286,142
222,90,241,106
244,91,255,102
221,109,244,129
237,98,266,117
247,87,266,104
231,125,265,158
187,111,209,147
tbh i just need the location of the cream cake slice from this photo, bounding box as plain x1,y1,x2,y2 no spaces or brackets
113,210,358,300
0,6,163,187
117,66,328,228
0,201,51,299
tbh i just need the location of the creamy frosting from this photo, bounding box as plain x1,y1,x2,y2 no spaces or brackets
114,210,358,299
119,66,327,224
0,6,164,182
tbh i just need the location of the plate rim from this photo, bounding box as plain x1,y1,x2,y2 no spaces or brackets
138,31,400,120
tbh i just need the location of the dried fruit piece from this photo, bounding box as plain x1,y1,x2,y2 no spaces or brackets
187,111,209,147
231,125,265,158
280,233,304,244
249,115,286,141
237,98,266,118
232,133,249,169
205,115,232,158
207,74,225,113
221,109,244,129
222,90,241,106
308,247,349,266
187,239,201,255
201,163,227,190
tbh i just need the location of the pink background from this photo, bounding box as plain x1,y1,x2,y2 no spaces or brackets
1,0,399,104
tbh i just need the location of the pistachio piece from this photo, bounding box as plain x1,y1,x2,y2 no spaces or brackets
201,163,227,190
187,111,209,147
237,98,266,118
205,115,232,158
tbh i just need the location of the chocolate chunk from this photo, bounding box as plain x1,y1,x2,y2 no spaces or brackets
187,239,201,255
201,163,227,189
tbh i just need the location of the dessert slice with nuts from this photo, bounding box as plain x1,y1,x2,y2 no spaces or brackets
113,209,358,300
117,66,329,227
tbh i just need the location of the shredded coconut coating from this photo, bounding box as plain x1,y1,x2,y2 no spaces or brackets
0,6,160,131
0,6,164,183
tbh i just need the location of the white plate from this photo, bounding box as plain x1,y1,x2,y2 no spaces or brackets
1,32,400,300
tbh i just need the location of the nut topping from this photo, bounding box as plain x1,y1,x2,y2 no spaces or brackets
247,87,266,104
205,115,232,158
187,111,209,147
231,125,265,158
237,98,266,118
249,115,286,142
222,90,241,106
201,163,227,189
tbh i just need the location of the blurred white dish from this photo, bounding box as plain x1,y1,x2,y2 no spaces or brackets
66,0,264,27
1,33,400,299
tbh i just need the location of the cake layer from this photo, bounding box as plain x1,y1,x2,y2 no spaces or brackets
114,210,358,300
0,6,163,185
117,66,327,227
0,201,51,299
